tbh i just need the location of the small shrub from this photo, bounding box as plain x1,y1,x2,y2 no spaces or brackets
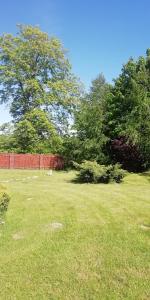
73,161,102,183
74,160,125,183
0,192,10,217
109,163,126,183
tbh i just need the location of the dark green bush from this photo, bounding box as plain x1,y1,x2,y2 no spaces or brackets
74,161,125,183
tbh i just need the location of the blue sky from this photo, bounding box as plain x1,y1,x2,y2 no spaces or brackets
0,0,150,123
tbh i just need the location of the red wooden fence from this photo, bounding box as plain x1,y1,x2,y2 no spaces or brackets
0,153,64,170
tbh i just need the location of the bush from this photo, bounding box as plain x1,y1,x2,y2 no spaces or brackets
74,161,125,183
109,163,126,183
73,161,104,183
0,185,10,219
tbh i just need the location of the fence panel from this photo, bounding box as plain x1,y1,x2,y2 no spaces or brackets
0,154,10,168
0,153,64,170
14,154,40,169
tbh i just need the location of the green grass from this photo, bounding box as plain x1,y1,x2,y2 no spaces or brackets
0,169,150,300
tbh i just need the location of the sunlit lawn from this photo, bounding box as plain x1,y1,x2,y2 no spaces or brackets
0,169,150,299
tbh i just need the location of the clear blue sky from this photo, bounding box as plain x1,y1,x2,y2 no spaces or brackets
0,0,150,123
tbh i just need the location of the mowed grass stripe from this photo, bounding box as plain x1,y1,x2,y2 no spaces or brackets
0,170,150,299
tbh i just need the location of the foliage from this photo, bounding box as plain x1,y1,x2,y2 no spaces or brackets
0,26,150,171
64,74,111,164
61,136,80,167
0,185,10,218
110,136,145,172
0,123,16,152
0,25,80,120
0,134,15,153
105,51,150,170
0,25,81,153
74,160,125,183
13,109,62,153
74,160,104,183
109,162,126,183
13,119,38,153
0,193,10,216
66,51,150,172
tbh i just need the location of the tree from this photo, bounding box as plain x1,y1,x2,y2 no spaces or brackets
13,109,62,153
0,122,15,152
0,24,80,135
63,74,111,164
13,119,38,153
105,51,150,170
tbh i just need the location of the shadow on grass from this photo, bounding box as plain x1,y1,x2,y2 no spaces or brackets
139,170,150,182
65,178,89,184
66,177,114,185
64,176,96,184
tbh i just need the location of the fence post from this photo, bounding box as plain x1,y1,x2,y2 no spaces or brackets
39,154,43,169
9,154,15,169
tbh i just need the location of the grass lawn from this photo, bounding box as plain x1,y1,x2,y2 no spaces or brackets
0,169,150,300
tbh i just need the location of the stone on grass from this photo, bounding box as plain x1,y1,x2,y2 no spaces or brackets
140,224,150,231
51,222,63,229
47,170,53,176
44,222,63,232
0,219,5,225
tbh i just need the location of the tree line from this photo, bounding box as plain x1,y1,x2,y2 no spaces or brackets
0,25,150,172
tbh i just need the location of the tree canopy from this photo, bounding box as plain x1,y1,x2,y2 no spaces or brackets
0,25,80,119
63,53,150,171
0,25,81,153
104,52,150,170
69,74,111,163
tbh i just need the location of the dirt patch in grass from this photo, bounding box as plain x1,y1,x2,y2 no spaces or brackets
12,232,24,240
